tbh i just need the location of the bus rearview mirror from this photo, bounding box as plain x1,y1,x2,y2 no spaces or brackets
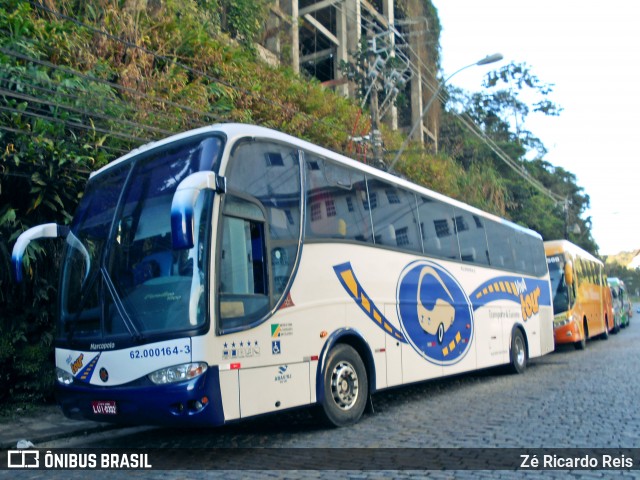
171,172,226,250
12,223,69,282
564,262,574,286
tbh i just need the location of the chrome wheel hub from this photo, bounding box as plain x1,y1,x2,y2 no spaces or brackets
331,361,359,410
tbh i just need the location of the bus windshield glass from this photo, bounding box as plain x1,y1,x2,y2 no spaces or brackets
59,135,223,343
547,254,569,314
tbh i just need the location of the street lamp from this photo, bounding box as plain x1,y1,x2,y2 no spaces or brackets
387,53,503,172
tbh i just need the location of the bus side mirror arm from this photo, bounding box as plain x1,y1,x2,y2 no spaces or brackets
12,223,69,282
171,172,226,250
564,262,574,286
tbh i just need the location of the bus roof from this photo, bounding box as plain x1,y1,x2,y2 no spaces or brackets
91,123,542,240
544,239,602,265
607,277,625,287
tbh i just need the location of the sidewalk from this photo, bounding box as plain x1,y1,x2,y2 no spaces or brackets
0,404,120,449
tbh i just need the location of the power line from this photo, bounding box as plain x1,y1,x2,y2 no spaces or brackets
25,1,330,133
7,0,565,206
333,1,564,204
0,45,224,128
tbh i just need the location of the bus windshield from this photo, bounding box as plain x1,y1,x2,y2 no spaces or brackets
547,254,569,314
59,135,223,344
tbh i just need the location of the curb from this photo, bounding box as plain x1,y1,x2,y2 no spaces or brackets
0,407,124,449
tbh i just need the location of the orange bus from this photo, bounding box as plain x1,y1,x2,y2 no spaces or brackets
544,240,614,349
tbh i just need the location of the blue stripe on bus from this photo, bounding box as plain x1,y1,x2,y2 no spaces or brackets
470,276,551,322
333,262,407,343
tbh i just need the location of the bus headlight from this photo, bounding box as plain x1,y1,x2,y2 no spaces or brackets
56,368,74,385
148,362,208,385
554,317,570,328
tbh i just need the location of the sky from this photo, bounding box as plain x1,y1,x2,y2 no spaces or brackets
432,0,639,255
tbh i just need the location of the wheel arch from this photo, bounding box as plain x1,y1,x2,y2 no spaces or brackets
315,327,376,405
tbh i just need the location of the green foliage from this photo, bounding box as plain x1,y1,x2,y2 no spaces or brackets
0,0,601,409
0,0,364,408
219,0,270,47
604,262,640,299
439,61,598,255
392,147,508,217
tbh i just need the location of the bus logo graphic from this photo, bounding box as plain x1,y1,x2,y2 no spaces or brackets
416,266,455,343
397,261,474,365
7,450,39,468
271,324,281,338
469,276,550,322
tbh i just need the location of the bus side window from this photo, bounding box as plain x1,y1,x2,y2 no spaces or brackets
486,220,515,270
368,179,421,253
305,156,373,244
416,196,460,260
454,208,489,266
219,216,269,327
223,140,303,330
511,230,543,276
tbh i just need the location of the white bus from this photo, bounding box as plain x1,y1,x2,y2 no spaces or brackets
13,124,554,427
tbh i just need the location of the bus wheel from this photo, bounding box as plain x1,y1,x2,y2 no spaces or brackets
574,325,586,350
510,329,527,374
600,321,610,340
319,344,368,427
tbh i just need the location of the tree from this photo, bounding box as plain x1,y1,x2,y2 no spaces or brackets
438,62,599,254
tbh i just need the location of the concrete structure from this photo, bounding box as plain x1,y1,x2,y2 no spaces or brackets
260,0,441,156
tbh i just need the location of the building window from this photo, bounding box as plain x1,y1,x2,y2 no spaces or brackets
363,192,377,211
386,189,401,204
310,203,322,222
325,198,336,217
346,197,354,212
396,227,410,247
265,152,284,166
454,216,468,233
434,219,450,238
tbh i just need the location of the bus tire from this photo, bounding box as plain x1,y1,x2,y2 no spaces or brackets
509,329,527,374
574,323,587,350
319,344,368,428
612,316,620,334
600,320,610,340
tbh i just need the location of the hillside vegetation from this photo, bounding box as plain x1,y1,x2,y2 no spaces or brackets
0,0,595,407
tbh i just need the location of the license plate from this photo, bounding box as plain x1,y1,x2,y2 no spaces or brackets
91,400,117,415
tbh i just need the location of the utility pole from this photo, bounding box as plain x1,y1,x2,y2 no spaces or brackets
388,53,503,172
563,198,569,240
369,73,383,169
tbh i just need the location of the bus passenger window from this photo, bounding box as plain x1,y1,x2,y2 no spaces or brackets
454,207,489,266
223,140,304,330
486,220,516,270
368,180,421,253
219,213,270,328
305,156,373,243
416,196,460,260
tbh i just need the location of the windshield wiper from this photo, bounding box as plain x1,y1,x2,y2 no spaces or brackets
65,266,101,343
102,268,144,342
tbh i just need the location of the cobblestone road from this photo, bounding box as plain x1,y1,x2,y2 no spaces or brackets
7,307,640,479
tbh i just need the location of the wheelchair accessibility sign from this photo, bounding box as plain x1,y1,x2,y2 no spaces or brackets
272,340,281,355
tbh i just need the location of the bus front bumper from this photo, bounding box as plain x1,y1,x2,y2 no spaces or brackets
553,320,582,345
56,366,225,427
